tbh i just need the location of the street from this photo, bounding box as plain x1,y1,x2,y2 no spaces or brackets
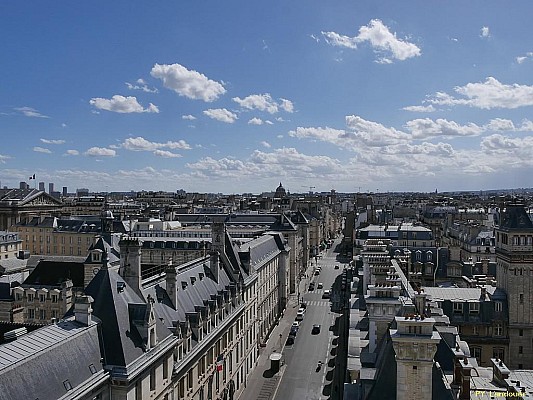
275,236,346,400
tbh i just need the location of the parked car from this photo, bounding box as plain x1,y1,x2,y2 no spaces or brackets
311,324,321,334
298,307,306,314
290,326,298,336
314,270,320,276
317,282,323,289
300,302,307,309
296,311,305,321
286,334,295,345
308,282,315,291
292,321,300,329
334,264,340,269
322,290,330,299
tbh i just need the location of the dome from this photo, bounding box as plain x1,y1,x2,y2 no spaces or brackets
274,182,286,198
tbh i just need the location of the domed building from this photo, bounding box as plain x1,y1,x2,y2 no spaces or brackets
274,182,286,198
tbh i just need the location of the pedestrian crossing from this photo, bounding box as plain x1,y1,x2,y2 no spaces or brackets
302,300,330,307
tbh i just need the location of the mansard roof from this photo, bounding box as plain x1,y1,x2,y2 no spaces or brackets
498,203,533,231
0,188,62,207
0,320,104,400
84,267,171,368
23,259,85,287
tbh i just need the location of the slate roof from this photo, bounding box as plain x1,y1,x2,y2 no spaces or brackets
499,204,533,231
24,260,85,287
84,265,171,368
422,286,496,302
0,320,104,400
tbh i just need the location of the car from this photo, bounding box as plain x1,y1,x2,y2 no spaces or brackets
317,282,323,289
300,302,307,309
298,307,306,314
334,264,340,269
322,290,331,299
290,326,298,336
311,324,321,334
308,282,315,291
296,311,305,321
292,321,300,329
314,270,320,276
286,334,295,345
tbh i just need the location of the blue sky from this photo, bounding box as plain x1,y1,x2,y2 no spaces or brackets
2,1,533,194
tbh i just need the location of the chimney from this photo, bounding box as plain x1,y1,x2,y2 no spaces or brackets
119,238,144,299
459,358,472,400
74,295,94,326
165,262,178,309
491,358,510,385
210,216,226,283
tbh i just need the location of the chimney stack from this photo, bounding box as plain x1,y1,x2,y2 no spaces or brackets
74,295,94,326
165,261,178,309
210,216,226,282
119,238,144,299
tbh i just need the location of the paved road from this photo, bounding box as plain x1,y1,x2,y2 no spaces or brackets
275,237,345,400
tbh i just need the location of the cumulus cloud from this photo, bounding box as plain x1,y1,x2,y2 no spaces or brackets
232,93,294,114
345,115,411,146
427,77,533,109
182,114,196,120
125,78,158,93
84,147,116,157
150,63,226,102
248,117,264,125
64,150,79,156
322,19,421,62
15,107,49,118
89,95,159,113
480,26,490,38
153,149,182,158
121,136,191,152
402,105,436,113
203,108,238,123
260,141,271,148
40,138,65,145
405,118,484,139
33,146,52,154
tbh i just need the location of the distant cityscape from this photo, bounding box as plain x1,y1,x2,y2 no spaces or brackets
0,181,532,399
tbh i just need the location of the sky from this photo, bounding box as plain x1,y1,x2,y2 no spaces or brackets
2,1,533,194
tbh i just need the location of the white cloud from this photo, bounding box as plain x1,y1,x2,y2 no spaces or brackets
405,118,484,139
427,77,533,109
64,150,79,156
182,114,196,120
121,136,191,151
248,117,264,125
279,99,294,113
125,78,158,93
203,108,238,123
150,63,226,102
0,154,11,164
516,52,533,64
153,149,182,158
84,147,116,157
322,19,421,62
89,95,159,113
33,146,52,154
260,141,271,148
480,26,490,38
40,138,66,145
485,118,516,132
310,34,320,43
14,107,49,118
345,115,410,146
402,105,436,113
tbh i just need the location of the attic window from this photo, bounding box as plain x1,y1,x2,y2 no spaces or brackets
88,364,97,374
63,380,72,391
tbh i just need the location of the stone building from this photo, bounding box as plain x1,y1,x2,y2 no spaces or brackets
0,231,22,260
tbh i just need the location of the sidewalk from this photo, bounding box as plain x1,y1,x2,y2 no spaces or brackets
239,262,316,400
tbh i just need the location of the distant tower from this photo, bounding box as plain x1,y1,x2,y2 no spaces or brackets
62,186,68,196
49,182,54,194
495,201,533,368
38,182,45,191
390,316,440,400
210,216,226,282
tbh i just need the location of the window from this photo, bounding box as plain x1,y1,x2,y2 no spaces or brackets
163,358,168,379
27,308,35,319
495,301,502,312
493,347,505,360
494,323,503,336
519,329,524,336
469,303,479,313
150,368,155,391
39,309,46,320
520,294,524,304
187,370,193,390
453,302,463,313
39,294,46,302
519,346,523,354
27,293,34,302
472,325,478,335
471,347,482,362
52,294,58,303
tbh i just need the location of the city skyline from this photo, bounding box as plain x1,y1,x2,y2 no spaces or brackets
2,1,533,193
